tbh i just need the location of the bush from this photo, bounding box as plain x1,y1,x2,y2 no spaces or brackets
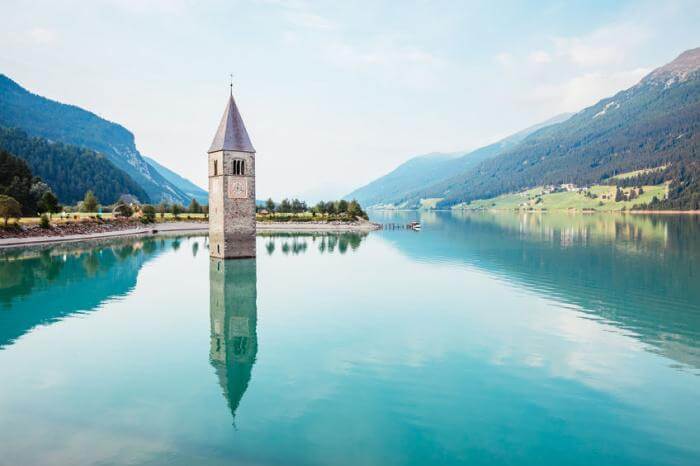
39,214,50,229
113,203,134,218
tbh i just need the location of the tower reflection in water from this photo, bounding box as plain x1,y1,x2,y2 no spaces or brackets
209,255,258,423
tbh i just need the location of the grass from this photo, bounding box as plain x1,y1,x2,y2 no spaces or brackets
454,183,668,212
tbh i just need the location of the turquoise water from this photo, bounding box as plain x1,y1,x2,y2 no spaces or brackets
1,212,699,466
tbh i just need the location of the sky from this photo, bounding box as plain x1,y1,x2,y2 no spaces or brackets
2,0,700,201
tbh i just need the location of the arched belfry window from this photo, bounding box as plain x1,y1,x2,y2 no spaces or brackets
213,160,218,176
233,159,245,176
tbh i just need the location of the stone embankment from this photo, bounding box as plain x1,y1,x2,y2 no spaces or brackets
0,219,379,248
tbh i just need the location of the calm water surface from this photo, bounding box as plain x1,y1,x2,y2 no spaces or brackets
1,212,699,466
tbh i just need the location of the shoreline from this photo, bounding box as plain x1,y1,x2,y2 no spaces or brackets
370,208,700,214
0,221,380,249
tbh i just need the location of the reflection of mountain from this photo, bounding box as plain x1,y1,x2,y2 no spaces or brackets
0,237,169,349
382,212,700,370
209,257,258,422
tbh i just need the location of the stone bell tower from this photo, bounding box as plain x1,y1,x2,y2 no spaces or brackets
208,86,256,259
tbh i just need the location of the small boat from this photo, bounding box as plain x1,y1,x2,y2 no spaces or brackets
408,221,421,231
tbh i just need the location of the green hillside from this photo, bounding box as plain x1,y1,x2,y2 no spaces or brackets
0,74,194,204
407,48,700,210
457,184,667,212
0,126,148,204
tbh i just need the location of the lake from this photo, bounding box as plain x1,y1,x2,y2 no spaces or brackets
1,212,699,466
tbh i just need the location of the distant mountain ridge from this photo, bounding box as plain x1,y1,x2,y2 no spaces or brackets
144,156,208,205
345,113,572,207
349,47,700,210
344,151,466,207
417,47,700,209
0,74,195,204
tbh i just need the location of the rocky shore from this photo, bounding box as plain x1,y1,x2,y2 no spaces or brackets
0,218,152,239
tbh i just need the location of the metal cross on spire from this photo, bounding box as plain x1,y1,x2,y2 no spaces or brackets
229,73,233,96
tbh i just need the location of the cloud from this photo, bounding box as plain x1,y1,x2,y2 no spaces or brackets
98,0,189,14
500,20,650,70
286,11,334,30
494,52,514,67
324,38,442,81
528,50,552,64
524,67,650,111
259,0,334,30
551,22,650,67
28,27,56,45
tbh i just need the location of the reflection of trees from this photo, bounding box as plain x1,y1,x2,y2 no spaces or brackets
0,236,179,349
258,232,368,256
82,251,100,277
209,258,257,423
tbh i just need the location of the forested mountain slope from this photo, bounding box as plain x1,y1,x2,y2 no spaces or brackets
409,47,700,209
0,75,193,204
0,126,148,204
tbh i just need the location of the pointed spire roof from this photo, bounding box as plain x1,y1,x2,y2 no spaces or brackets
208,92,255,153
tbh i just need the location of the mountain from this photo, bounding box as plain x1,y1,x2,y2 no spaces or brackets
144,156,207,205
404,47,700,209
0,74,193,204
346,113,571,208
0,126,148,205
345,151,465,207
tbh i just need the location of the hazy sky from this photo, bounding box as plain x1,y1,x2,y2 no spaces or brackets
3,0,700,200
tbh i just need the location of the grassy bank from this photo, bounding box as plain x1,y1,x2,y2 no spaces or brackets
452,184,668,212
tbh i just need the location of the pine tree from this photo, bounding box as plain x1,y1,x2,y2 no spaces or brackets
188,198,202,214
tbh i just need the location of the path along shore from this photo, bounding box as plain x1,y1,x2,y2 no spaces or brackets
0,220,380,249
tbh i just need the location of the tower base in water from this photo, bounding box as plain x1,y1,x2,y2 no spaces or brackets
209,233,256,259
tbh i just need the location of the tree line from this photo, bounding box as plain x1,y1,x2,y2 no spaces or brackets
262,198,368,219
0,149,61,224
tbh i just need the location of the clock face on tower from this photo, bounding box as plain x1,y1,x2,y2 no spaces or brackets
228,177,248,199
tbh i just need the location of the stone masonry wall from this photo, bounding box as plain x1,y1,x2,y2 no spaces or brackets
209,150,256,258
